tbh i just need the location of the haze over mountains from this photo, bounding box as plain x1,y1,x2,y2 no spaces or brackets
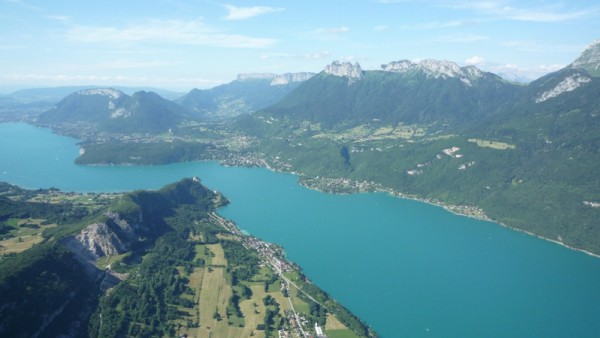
175,72,315,120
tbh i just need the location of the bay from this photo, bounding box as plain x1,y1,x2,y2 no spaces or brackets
2,122,600,337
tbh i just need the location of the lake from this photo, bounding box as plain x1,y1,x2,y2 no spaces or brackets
2,122,600,337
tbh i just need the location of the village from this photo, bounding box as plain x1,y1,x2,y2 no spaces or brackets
207,212,328,338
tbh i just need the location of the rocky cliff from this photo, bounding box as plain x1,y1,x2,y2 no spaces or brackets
324,61,363,82
63,211,141,260
570,39,600,76
381,59,486,86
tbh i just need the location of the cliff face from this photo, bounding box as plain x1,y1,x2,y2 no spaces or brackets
381,59,489,86
75,223,127,258
270,72,315,85
323,61,363,84
63,211,142,260
570,39,600,75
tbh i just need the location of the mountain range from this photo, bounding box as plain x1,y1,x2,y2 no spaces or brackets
237,39,600,254
30,72,316,133
3,39,600,254
262,59,519,128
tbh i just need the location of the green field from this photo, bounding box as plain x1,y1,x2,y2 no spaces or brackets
0,218,56,254
467,138,516,150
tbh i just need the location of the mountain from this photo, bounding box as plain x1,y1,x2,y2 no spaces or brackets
0,86,184,123
231,40,600,255
261,60,520,129
8,85,184,102
38,88,186,133
176,72,315,119
0,180,374,338
569,39,600,76
0,179,218,337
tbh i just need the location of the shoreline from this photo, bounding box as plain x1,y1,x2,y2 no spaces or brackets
11,120,593,260
50,145,600,261
291,170,600,261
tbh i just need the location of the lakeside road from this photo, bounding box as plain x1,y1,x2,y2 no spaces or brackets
286,280,308,338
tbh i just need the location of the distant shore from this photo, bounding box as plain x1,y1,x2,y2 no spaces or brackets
71,146,600,260
294,173,600,260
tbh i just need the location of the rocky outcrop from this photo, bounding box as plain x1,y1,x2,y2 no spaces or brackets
324,61,363,82
75,222,127,258
535,72,591,103
270,72,315,85
381,59,486,86
570,39,600,75
62,211,141,260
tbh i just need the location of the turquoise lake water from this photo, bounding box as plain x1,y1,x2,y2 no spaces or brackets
2,122,600,337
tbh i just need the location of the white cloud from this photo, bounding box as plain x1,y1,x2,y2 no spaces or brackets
304,51,332,60
479,62,565,82
444,1,600,22
375,0,410,3
505,7,598,22
76,60,173,71
434,34,489,43
222,4,284,20
0,44,26,50
1,73,225,90
465,55,485,65
306,26,351,40
67,19,276,48
461,50,567,82
401,20,472,30
45,14,69,23
3,0,42,11
315,26,350,34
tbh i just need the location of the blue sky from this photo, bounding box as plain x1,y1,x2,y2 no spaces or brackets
1,0,599,92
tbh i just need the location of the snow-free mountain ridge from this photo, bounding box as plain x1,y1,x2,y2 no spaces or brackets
570,39,600,75
38,88,185,133
382,59,486,86
324,61,363,80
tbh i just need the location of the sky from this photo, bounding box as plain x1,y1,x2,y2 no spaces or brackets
1,0,599,92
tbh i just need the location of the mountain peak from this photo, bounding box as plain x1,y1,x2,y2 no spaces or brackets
381,59,485,85
324,61,363,81
570,39,600,76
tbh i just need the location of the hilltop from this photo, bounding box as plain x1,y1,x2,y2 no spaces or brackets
37,88,186,134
